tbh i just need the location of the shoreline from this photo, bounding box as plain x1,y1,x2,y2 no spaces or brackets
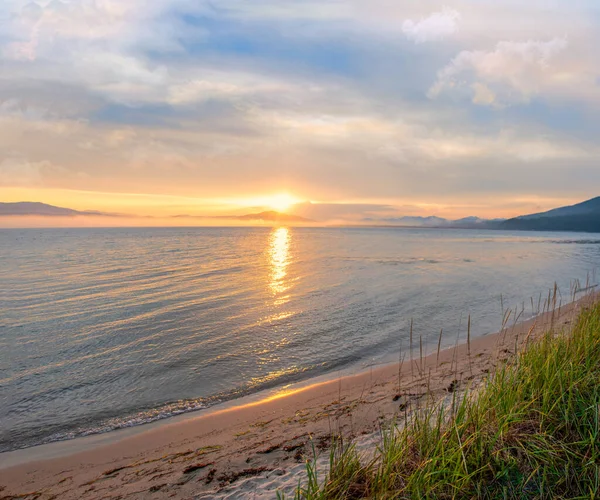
0,292,596,499
0,304,501,463
0,360,380,469
0,290,557,463
0,293,546,467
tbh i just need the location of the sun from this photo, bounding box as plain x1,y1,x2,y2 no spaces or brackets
264,193,299,212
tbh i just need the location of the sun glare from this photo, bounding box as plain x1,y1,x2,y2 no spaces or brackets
264,193,299,212
226,192,301,214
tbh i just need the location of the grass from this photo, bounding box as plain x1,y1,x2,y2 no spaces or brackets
282,301,600,499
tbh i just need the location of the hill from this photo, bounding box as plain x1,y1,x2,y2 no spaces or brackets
0,202,110,217
502,196,600,232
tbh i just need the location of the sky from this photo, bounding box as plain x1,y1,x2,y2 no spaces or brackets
1,0,600,225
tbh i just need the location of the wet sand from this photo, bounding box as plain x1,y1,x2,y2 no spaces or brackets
0,292,596,499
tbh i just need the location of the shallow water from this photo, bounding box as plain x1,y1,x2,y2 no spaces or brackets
1,227,599,452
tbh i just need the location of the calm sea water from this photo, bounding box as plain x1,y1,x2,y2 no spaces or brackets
1,227,600,453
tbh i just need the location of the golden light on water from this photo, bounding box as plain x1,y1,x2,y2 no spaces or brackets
268,227,291,298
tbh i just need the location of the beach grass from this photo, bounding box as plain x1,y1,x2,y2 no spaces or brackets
283,301,600,499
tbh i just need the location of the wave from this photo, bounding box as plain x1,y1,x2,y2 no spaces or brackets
1,354,361,454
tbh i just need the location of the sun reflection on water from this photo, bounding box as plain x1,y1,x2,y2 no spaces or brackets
268,227,291,297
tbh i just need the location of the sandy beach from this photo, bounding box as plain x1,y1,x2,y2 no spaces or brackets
1,292,596,500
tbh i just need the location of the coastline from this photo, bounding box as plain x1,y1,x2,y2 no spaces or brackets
0,292,596,499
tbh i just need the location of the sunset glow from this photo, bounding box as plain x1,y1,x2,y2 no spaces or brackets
224,193,303,213
1,1,599,227
262,194,300,213
3,2,600,496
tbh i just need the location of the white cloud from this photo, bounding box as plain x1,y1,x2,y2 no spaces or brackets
416,128,593,163
429,38,568,106
402,7,460,44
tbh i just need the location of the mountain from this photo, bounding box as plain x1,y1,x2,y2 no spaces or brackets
361,197,600,232
0,202,112,217
517,196,600,220
502,197,600,233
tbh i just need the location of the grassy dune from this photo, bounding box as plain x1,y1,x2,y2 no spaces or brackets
286,301,600,499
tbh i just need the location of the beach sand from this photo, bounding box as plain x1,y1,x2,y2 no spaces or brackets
1,292,596,499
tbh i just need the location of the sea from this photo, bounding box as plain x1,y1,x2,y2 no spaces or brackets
1,227,600,453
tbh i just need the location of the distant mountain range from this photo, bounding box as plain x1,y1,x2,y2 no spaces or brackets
364,197,600,233
0,202,114,217
3,197,600,232
1,202,312,224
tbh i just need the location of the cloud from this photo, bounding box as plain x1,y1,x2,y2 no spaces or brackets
0,157,62,186
0,1,599,218
429,38,568,106
402,7,460,44
471,82,497,107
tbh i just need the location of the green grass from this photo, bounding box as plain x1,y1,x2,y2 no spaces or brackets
283,302,600,499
